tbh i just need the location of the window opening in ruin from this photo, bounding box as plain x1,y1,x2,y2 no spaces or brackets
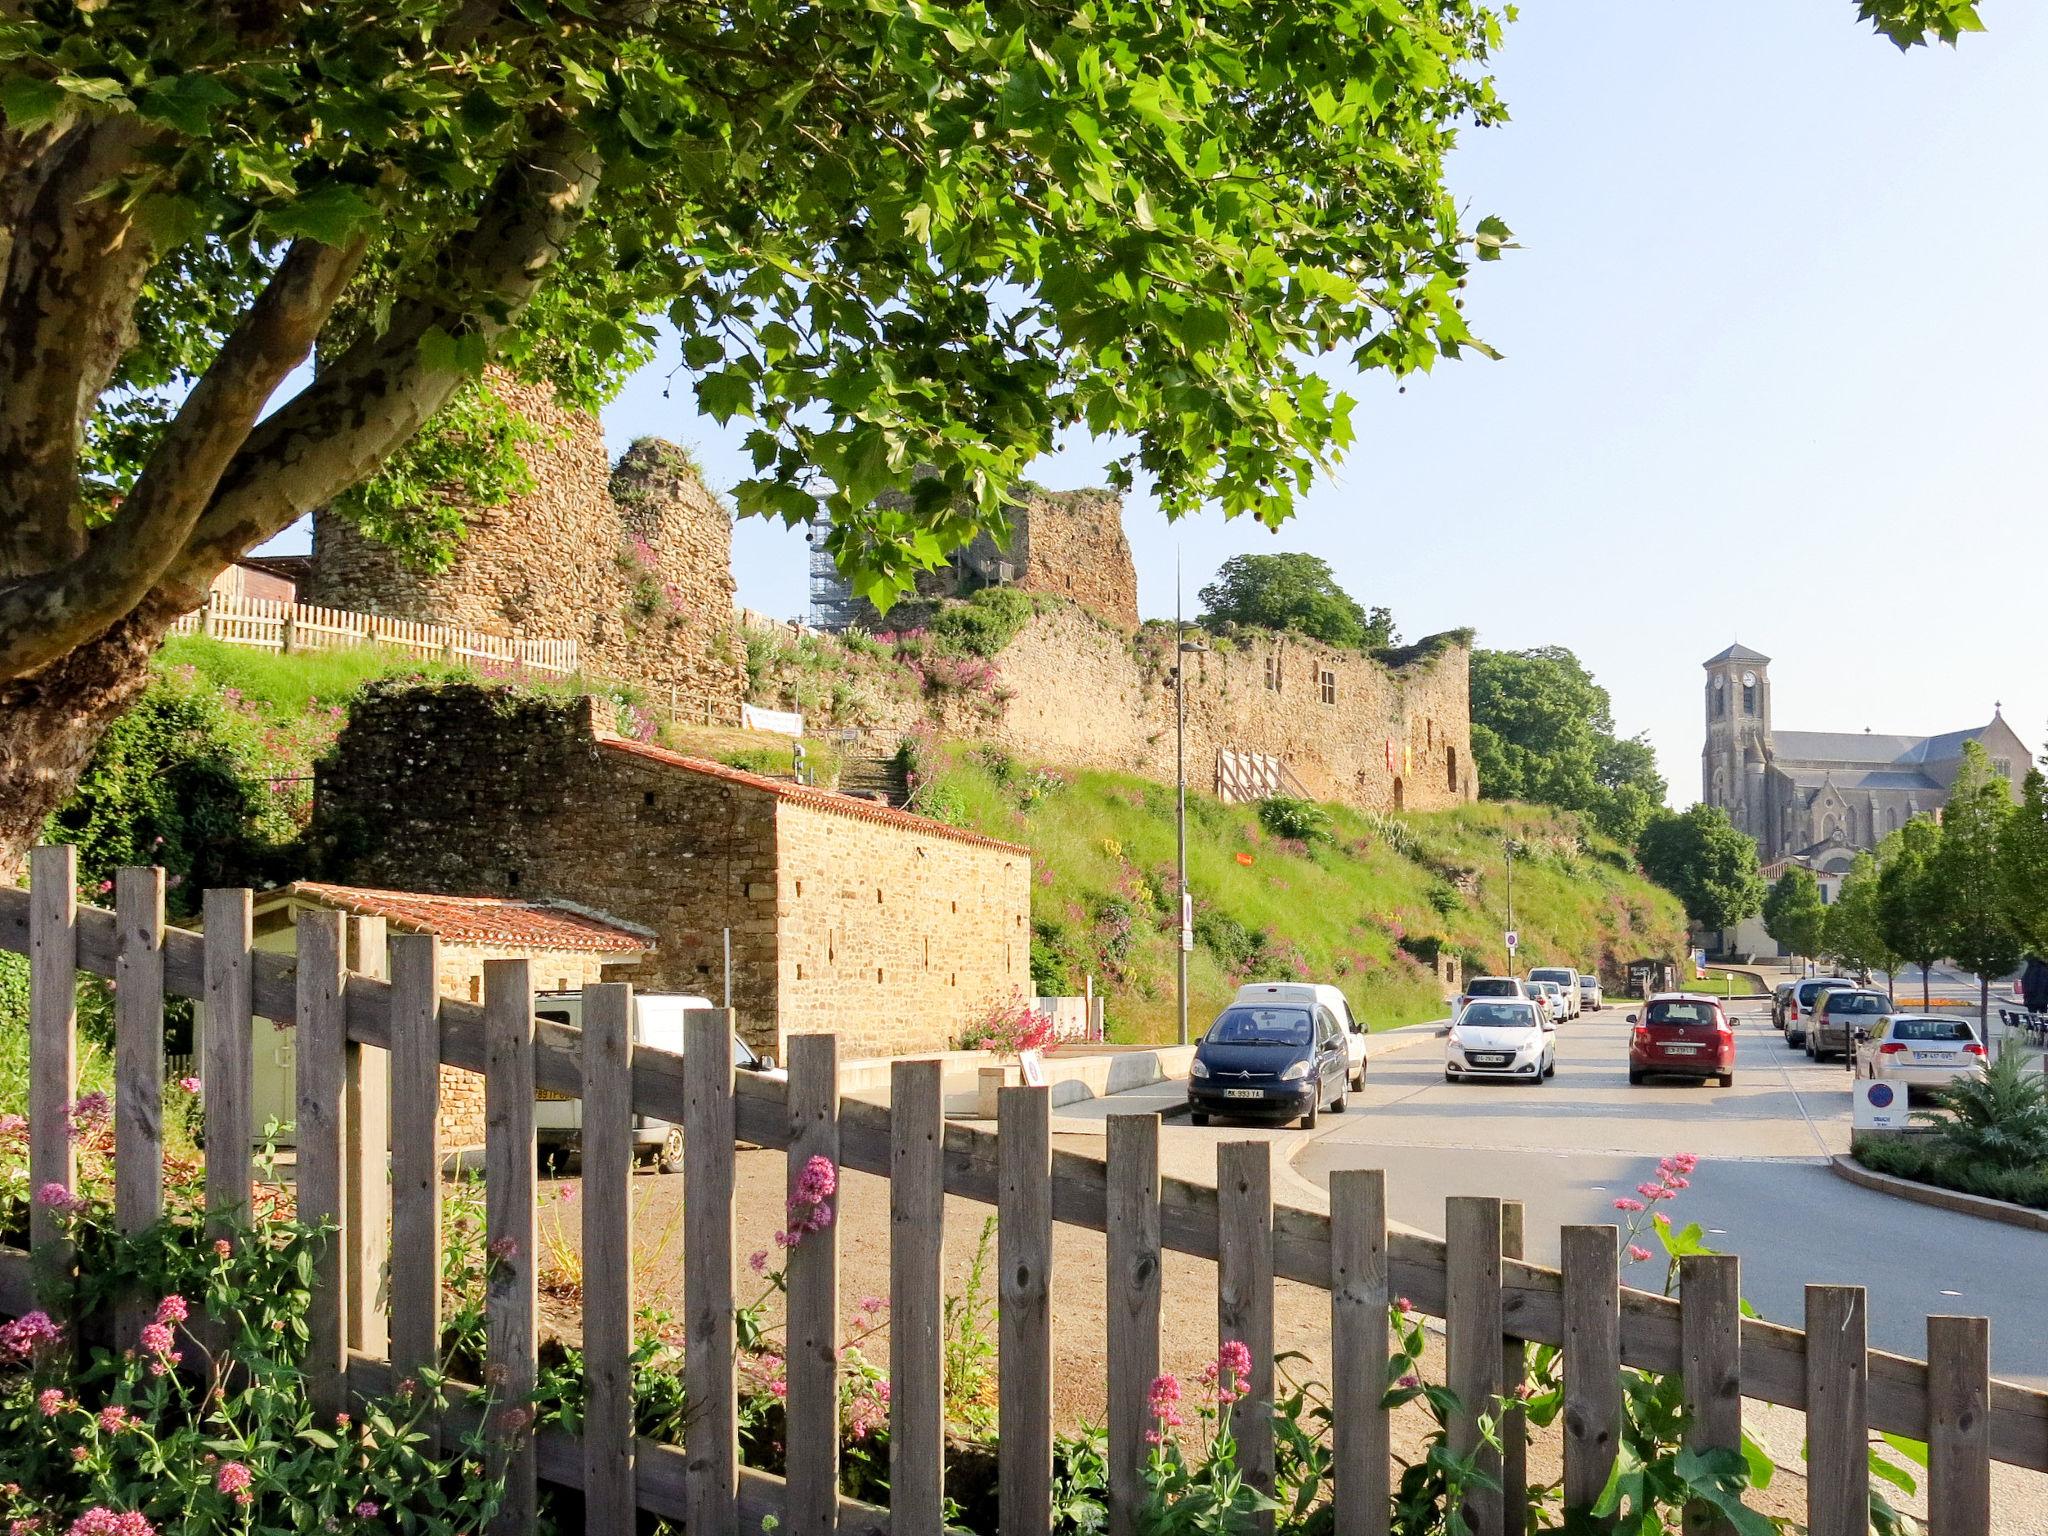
1393,777,1404,812
468,978,481,1002
1446,745,1458,794
643,791,656,807
795,880,803,897
876,967,884,983
876,888,884,904
1264,653,1281,691
1319,670,1336,706
507,870,521,889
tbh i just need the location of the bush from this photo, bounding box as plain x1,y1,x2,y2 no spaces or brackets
1856,1135,2048,1211
1030,921,1080,994
1926,1048,2048,1171
1255,795,1333,844
927,587,1039,659
1193,907,1269,978
1426,878,1464,917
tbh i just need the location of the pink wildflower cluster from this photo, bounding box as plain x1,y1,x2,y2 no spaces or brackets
177,1077,202,1096
486,1235,520,1264
1145,1373,1184,1445
1204,1339,1253,1407
65,1512,153,1536
846,1379,891,1440
745,1352,789,1401
957,989,1058,1060
1612,1152,1696,1218
66,1093,111,1142
215,1461,253,1506
140,1295,188,1375
36,1388,67,1417
0,1113,24,1145
354,1503,379,1520
33,1184,85,1216
0,1310,61,1358
777,1156,837,1249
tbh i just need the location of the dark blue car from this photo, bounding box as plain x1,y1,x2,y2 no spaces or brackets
1187,1002,1352,1128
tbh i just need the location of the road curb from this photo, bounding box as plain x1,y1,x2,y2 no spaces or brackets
1826,1154,2048,1233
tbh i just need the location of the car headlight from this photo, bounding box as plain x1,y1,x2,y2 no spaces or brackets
1281,1060,1311,1082
1189,1058,1210,1079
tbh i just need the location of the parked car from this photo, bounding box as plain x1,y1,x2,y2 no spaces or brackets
1852,1014,1988,1099
1235,981,1367,1089
1806,987,1889,1062
533,990,783,1171
1627,994,1735,1087
1771,981,1798,1031
1530,980,1570,1025
1577,973,1604,1012
1444,998,1556,1085
1528,966,1582,1018
1188,999,1351,1128
1452,976,1529,1019
1783,976,1855,1048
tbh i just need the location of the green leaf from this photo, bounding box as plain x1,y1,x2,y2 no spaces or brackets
264,183,379,247
0,77,66,132
137,73,239,136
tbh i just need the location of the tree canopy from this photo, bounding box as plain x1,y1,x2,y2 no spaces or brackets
1762,867,1827,960
1935,741,2022,1005
1467,646,1667,846
1877,814,1947,1006
1196,553,1395,650
1636,803,1765,934
1826,850,1900,990
2000,766,2048,958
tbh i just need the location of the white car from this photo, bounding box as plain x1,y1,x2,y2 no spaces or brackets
1235,981,1367,1089
1445,997,1556,1085
533,990,784,1171
1578,974,1604,1012
1853,1014,1988,1100
1530,980,1570,1025
1528,966,1582,1018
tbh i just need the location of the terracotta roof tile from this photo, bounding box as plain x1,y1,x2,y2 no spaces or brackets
597,736,1029,855
275,883,654,955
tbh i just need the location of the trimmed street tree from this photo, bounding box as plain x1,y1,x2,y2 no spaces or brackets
1637,804,1766,938
1196,553,1395,651
2000,765,2048,959
1934,741,2022,1032
1762,867,1828,963
1826,849,1901,999
1878,815,1947,1011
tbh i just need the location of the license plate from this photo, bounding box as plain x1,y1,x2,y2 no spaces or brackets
1224,1088,1265,1100
537,1088,573,1102
1665,1044,1701,1055
1916,1053,1956,1063
1470,1053,1509,1066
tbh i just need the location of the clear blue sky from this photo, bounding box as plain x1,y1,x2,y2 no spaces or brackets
288,3,2048,804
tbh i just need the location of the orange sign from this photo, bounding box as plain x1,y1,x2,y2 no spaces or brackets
1235,852,1255,866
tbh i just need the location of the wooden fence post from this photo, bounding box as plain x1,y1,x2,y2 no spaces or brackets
1446,1196,1504,1536
201,888,254,1243
1500,1202,1528,1536
890,1060,947,1536
998,1084,1053,1536
1805,1286,1868,1536
581,983,637,1535
482,959,537,1536
387,934,443,1436
786,1034,842,1536
1329,1169,1390,1536
1218,1141,1276,1527
1680,1254,1742,1536
1926,1315,1991,1536
28,846,77,1299
1560,1226,1620,1526
1107,1113,1162,1536
344,916,390,1357
113,867,165,1348
294,909,348,1422
683,1011,738,1536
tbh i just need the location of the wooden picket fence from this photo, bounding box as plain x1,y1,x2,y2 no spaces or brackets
170,589,581,675
0,849,2035,1536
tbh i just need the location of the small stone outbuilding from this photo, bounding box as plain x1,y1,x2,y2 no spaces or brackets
310,685,1033,1060
238,882,653,1149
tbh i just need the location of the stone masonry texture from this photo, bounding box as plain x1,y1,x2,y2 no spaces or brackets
304,376,744,722
309,685,1031,1059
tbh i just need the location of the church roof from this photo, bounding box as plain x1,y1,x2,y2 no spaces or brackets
1771,722,1999,770
1703,643,1770,666
1781,766,1941,793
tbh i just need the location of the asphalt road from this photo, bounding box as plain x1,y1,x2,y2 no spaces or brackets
1272,1005,2048,1387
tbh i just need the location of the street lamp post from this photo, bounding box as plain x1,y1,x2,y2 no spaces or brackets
1504,839,1520,972
1174,558,1207,1047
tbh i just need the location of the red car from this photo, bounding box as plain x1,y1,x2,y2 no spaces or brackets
1628,994,1736,1087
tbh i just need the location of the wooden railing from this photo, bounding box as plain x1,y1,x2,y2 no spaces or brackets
0,851,2030,1536
171,590,581,675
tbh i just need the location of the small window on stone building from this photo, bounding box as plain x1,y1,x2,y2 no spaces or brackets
951,899,958,913
1264,653,1281,692
468,977,481,1002
556,976,569,990
876,887,884,904
1446,745,1458,794
643,790,656,807
506,869,521,889
795,880,803,897
1319,670,1336,706
876,967,884,983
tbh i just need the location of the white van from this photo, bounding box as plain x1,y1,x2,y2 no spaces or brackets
1527,966,1581,1019
533,991,784,1172
1232,981,1367,1089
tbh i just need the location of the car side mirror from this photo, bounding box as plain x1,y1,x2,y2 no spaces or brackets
1350,1021,1364,1035
1626,1014,1639,1025
758,1053,777,1071
1853,1030,1870,1044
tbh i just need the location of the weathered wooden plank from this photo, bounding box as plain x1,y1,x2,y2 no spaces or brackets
1805,1286,1868,1536
1446,1197,1504,1536
683,1010,738,1536
1329,1168,1389,1536
113,866,165,1345
1217,1140,1276,1525
483,959,538,1536
1499,1202,1528,1536
786,1033,842,1536
1561,1226,1620,1525
343,916,389,1356
581,983,637,1536
1680,1254,1742,1536
1106,1113,1162,1536
201,888,254,1241
28,846,78,1287
998,1085,1053,1536
387,934,443,1400
890,1060,947,1536
294,909,348,1422
1926,1315,1991,1536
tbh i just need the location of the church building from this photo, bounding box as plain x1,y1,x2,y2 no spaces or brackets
1700,643,2026,873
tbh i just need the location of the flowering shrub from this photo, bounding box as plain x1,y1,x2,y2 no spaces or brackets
955,991,1058,1061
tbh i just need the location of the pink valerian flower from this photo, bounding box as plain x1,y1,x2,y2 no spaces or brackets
153,1294,189,1325
486,1236,519,1263
494,1406,534,1436
1205,1339,1254,1406
1635,1181,1672,1202
0,1113,25,1142
1393,1297,1413,1315
68,1091,111,1137
856,1295,887,1317
354,1503,378,1520
33,1183,84,1215
780,1156,839,1248
1627,1244,1654,1263
795,1155,837,1205
65,1512,155,1536
215,1462,252,1499
36,1388,66,1417
1652,1211,1671,1229
97,1404,134,1434
212,1239,232,1258
747,1250,769,1275
1144,1372,1186,1443
177,1077,202,1095
11,1518,42,1535
1398,1373,1422,1389
1611,1196,1645,1214
0,1311,62,1358
140,1321,181,1375
847,1386,889,1440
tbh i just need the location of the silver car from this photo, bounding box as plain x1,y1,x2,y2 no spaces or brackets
1853,1014,1987,1100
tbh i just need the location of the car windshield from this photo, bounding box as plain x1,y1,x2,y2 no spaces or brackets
1797,980,1849,1006
1468,979,1518,996
1531,970,1570,984
1645,1001,1719,1028
1828,994,1886,1015
1890,1018,1976,1043
1463,1003,1537,1029
1207,1007,1314,1046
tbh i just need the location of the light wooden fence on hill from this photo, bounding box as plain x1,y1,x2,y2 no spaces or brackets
0,850,2028,1536
171,590,581,675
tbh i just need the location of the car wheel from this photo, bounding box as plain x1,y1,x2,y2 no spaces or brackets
1351,1068,1365,1090
1331,1088,1348,1113
1444,1069,1458,1083
1302,1102,1319,1130
656,1126,684,1175
1628,1068,1645,1085
1718,1073,1735,1088
1189,1110,1209,1127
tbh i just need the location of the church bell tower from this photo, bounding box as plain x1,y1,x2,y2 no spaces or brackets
1701,644,1772,848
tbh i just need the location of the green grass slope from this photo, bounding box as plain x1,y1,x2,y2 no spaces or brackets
921,746,1690,1043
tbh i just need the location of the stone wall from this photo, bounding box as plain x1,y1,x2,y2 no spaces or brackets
304,377,743,722
309,684,1030,1057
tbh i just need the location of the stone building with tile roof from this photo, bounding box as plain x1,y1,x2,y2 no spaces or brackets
1700,643,2028,871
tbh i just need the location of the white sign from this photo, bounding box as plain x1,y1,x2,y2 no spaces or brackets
1853,1079,1914,1132
1019,1049,1047,1088
1180,893,1194,953
1504,930,1519,954
741,703,805,737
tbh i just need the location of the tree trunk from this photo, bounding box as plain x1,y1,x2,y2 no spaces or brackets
1922,965,1932,1013
0,601,177,880
1980,975,1990,1043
